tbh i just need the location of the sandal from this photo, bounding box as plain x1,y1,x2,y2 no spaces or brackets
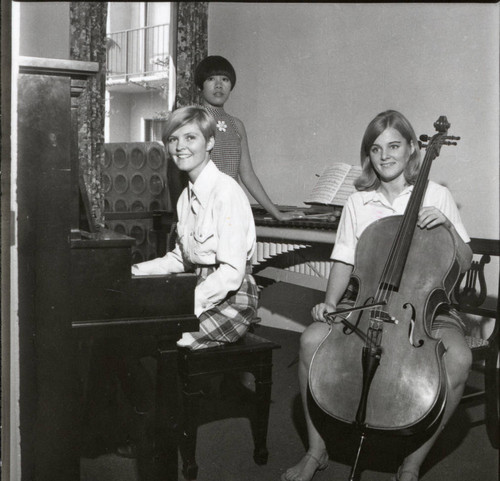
281,451,328,481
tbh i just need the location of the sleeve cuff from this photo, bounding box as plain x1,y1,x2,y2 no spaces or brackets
131,258,169,276
330,243,355,266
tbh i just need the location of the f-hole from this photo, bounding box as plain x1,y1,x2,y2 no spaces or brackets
404,302,423,348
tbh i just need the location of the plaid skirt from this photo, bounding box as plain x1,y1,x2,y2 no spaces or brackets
176,273,259,350
337,281,466,336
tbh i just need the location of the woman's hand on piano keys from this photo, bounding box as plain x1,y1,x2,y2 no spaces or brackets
275,210,306,221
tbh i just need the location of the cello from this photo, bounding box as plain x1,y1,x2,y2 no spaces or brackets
309,116,462,480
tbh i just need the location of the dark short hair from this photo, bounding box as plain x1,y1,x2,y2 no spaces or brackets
161,106,216,146
194,56,236,90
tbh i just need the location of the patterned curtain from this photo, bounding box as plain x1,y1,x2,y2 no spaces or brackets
69,2,108,228
175,2,208,107
168,2,209,209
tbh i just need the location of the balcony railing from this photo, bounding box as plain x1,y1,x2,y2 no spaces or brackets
106,24,170,83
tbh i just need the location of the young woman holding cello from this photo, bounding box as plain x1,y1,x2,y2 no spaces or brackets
281,110,473,481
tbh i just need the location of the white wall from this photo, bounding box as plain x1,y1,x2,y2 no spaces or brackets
108,90,169,142
19,2,69,59
109,2,138,32
148,2,171,27
108,92,132,141
109,2,171,30
209,3,499,241
128,91,169,140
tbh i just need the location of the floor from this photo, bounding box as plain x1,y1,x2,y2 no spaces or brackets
81,325,498,481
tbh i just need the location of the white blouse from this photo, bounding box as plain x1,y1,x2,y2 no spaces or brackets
132,160,256,316
331,180,470,266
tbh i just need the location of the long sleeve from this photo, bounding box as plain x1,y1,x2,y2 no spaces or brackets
131,241,188,275
194,185,253,314
132,188,191,276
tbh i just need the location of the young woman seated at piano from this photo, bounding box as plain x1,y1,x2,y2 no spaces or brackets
281,110,473,481
193,55,302,222
132,106,258,350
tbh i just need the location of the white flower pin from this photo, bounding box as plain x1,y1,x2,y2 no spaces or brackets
216,120,227,132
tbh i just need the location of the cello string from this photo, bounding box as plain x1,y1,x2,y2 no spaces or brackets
380,138,439,297
368,136,441,347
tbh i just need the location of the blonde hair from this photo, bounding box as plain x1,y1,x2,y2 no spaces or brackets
162,106,216,146
354,110,421,191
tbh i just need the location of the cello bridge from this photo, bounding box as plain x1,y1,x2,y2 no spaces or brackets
372,311,398,325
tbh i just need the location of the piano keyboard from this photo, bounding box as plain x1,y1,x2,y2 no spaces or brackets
252,240,334,279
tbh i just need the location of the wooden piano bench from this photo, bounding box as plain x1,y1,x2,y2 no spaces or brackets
454,238,499,449
177,328,281,480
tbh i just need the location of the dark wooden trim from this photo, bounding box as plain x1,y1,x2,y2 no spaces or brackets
72,314,199,337
18,56,99,78
469,238,500,256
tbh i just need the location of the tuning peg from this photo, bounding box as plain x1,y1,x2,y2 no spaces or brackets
418,134,429,149
441,135,460,146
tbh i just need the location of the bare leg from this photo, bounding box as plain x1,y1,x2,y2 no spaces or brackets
281,322,331,481
396,329,472,481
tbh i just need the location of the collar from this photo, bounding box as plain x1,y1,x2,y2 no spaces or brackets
189,160,220,207
203,104,225,114
360,185,413,205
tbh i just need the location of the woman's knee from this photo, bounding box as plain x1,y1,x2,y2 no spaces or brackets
443,336,473,387
299,323,329,362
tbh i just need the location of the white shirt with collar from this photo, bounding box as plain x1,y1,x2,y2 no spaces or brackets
331,180,470,265
132,160,256,316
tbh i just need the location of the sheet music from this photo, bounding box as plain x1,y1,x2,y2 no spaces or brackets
305,163,362,206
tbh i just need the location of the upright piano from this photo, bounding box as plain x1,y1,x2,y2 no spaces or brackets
17,57,197,481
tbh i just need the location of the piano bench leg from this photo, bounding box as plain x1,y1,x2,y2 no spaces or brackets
177,334,280,478
156,342,181,481
252,360,273,465
180,386,202,481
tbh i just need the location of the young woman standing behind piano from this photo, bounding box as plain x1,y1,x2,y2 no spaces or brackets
133,106,258,350
194,55,302,222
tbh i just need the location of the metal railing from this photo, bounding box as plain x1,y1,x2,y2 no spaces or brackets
106,24,170,81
